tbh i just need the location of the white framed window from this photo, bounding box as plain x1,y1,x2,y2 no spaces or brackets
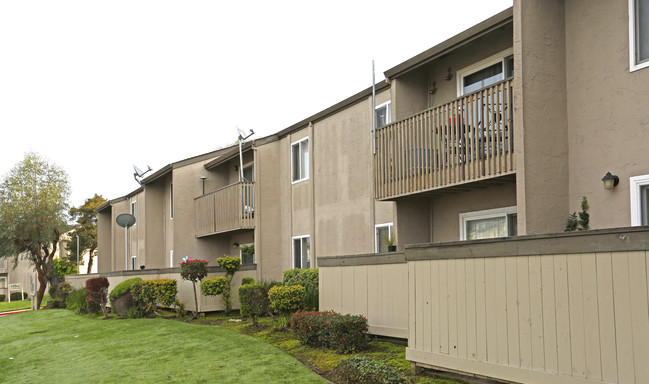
239,243,255,265
630,174,649,225
0,276,6,289
460,206,517,240
375,223,394,253
457,48,514,96
169,250,174,268
375,101,392,128
292,235,311,269
131,255,137,270
170,183,174,219
291,138,309,183
630,0,649,71
131,200,137,223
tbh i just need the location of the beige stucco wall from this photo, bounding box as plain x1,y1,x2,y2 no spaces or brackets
564,0,649,229
513,0,569,235
254,89,396,280
0,256,35,301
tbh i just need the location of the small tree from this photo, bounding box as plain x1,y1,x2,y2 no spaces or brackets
565,196,590,232
67,194,106,274
0,152,71,309
180,257,209,319
200,256,241,313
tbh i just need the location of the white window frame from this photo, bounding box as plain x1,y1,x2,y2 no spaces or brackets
292,235,311,269
291,137,309,184
375,222,394,253
459,206,517,241
630,174,649,225
375,100,392,128
131,200,137,224
170,183,174,220
0,276,6,289
239,243,255,265
456,48,514,97
169,250,174,268
630,0,649,72
131,255,137,270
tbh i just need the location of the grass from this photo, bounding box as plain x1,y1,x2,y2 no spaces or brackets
0,295,50,312
0,310,327,384
191,312,467,384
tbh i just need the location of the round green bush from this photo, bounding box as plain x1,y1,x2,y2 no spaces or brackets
268,285,305,315
241,277,255,286
109,277,142,300
216,256,241,276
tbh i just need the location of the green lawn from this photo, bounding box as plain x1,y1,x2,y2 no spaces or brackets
0,295,49,313
0,310,327,384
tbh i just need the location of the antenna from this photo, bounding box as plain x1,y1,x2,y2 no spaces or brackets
133,164,153,185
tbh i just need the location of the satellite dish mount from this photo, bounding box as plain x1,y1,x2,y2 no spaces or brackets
236,127,254,182
133,164,153,185
116,213,136,270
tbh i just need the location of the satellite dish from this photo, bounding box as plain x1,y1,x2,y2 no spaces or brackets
116,213,136,228
133,164,153,185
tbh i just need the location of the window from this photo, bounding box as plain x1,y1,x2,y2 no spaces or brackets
630,0,649,71
131,201,137,219
292,235,310,269
375,101,392,128
291,138,309,183
457,49,514,96
460,207,517,240
630,174,649,225
169,250,174,268
0,258,6,269
170,183,174,219
375,223,394,253
239,243,255,265
131,255,137,270
0,277,6,289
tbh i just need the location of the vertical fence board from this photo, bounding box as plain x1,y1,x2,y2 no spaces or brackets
505,257,519,367
567,254,587,378
580,253,602,381
596,252,619,383
628,251,649,382
485,257,498,363
541,256,558,373
516,256,532,369
612,252,635,384
554,254,572,376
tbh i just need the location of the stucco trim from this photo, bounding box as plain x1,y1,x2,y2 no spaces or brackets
317,252,406,267
406,226,649,261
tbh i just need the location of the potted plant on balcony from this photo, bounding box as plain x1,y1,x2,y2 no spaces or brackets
383,235,396,252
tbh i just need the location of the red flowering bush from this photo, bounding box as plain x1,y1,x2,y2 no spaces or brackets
290,311,369,353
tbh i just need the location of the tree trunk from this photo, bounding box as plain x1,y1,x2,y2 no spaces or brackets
192,281,198,319
87,247,95,274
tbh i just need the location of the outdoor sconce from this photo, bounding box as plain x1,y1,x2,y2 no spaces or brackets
140,265,145,270
602,172,619,190
445,67,453,81
233,242,240,247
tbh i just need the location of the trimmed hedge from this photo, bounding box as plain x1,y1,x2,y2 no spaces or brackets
238,283,269,325
337,356,407,384
290,311,369,353
283,268,318,288
10,292,28,301
216,256,240,276
85,277,109,315
131,279,177,313
269,285,305,315
109,277,142,301
241,277,255,286
48,281,72,308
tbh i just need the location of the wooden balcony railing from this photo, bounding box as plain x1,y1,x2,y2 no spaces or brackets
194,182,254,237
375,79,515,200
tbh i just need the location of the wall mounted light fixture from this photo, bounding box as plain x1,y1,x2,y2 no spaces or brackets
602,172,619,190
445,67,453,81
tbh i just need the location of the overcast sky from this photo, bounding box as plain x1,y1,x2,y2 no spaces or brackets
0,0,512,208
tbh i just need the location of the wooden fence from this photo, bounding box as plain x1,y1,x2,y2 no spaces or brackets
319,227,649,384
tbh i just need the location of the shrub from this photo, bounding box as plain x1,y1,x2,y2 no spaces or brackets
337,356,407,384
199,256,241,314
48,281,72,308
283,268,318,288
216,256,241,276
180,257,209,318
269,285,305,328
238,283,269,326
10,292,28,301
66,288,87,315
0,294,5,302
290,311,369,353
241,277,255,286
85,277,109,318
131,279,177,315
109,277,142,301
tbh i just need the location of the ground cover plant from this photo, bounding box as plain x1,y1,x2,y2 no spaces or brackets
0,310,327,384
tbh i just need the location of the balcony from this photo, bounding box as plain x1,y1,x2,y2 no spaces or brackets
194,182,254,237
375,79,515,200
